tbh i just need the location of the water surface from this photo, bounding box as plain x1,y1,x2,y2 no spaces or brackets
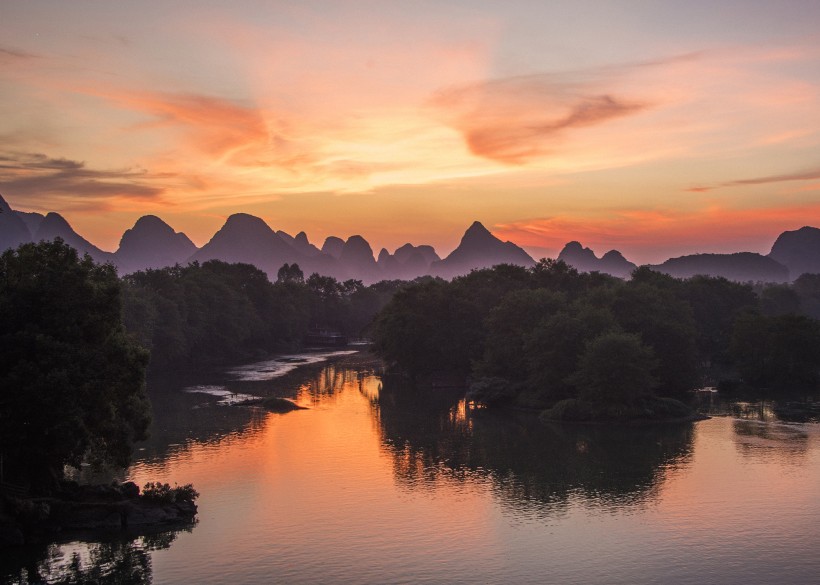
3,352,819,584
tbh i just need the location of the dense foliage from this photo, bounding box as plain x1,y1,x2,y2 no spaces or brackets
372,260,820,411
0,240,151,487
121,260,407,371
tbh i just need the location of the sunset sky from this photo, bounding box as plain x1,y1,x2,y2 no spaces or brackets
2,0,820,263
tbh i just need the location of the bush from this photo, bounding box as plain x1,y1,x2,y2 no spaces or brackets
540,399,593,422
142,482,199,504
466,377,517,406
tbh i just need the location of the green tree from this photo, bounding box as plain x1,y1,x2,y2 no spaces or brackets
569,331,658,405
0,240,150,488
730,312,820,390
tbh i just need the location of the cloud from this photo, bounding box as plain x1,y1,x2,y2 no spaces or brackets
0,45,39,60
99,90,274,163
0,151,165,204
432,69,652,164
689,168,820,192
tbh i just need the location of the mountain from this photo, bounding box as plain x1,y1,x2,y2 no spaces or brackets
557,241,636,278
339,235,380,282
768,226,820,280
431,221,535,279
115,215,198,274
15,210,45,236
0,193,32,252
277,230,322,257
189,213,306,278
377,243,441,280
321,236,345,259
33,212,113,264
648,252,788,283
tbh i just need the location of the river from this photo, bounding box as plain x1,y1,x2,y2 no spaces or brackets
3,351,820,584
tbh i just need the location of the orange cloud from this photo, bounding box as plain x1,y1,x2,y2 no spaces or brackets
433,73,650,164
690,168,820,192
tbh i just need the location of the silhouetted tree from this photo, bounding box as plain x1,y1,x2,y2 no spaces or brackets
569,331,658,404
0,240,150,488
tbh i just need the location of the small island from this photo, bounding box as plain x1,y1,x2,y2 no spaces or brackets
0,481,198,548
372,260,820,422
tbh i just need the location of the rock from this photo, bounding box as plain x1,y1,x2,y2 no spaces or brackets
120,481,140,499
52,502,124,530
261,397,306,413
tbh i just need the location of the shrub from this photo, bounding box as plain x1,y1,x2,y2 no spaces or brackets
142,482,199,504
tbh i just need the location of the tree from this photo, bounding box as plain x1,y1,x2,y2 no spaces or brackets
0,240,150,489
277,262,304,284
730,312,820,391
569,331,658,405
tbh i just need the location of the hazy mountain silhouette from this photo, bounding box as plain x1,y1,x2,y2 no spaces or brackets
115,215,198,274
768,226,820,280
339,235,379,282
558,241,636,278
34,212,113,264
15,210,45,236
0,193,32,251
321,236,345,259
189,213,306,277
277,230,322,257
431,221,535,279
377,243,441,280
5,193,820,285
648,252,788,282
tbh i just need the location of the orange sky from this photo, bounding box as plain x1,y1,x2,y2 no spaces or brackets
2,1,820,263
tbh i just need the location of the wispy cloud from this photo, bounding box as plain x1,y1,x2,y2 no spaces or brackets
689,168,820,192
0,151,165,204
0,45,40,60
432,67,655,164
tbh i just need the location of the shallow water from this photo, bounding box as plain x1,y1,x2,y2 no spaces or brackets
3,352,820,584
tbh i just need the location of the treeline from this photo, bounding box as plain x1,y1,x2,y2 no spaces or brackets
121,260,407,371
372,260,820,415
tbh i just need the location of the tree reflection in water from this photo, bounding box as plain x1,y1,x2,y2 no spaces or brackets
374,375,695,516
1,528,190,585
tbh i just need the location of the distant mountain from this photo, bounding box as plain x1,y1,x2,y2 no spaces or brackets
339,235,379,282
15,210,45,236
648,252,788,283
431,221,535,279
0,193,32,252
321,236,345,259
7,192,820,286
33,212,113,264
277,230,322,257
558,241,636,278
768,226,820,280
115,215,197,274
189,213,306,278
377,243,441,280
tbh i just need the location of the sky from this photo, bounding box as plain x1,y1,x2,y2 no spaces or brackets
1,0,820,263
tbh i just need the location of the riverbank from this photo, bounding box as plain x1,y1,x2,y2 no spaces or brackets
0,481,197,549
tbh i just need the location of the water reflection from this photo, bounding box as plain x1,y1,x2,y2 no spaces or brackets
0,528,189,585
374,376,695,516
733,420,811,462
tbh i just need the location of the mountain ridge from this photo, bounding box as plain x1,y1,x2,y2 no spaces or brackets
1,195,817,284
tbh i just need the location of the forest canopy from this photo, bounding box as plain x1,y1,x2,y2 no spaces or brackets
371,260,820,417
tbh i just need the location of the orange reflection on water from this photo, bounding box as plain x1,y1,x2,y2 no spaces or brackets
126,371,503,582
